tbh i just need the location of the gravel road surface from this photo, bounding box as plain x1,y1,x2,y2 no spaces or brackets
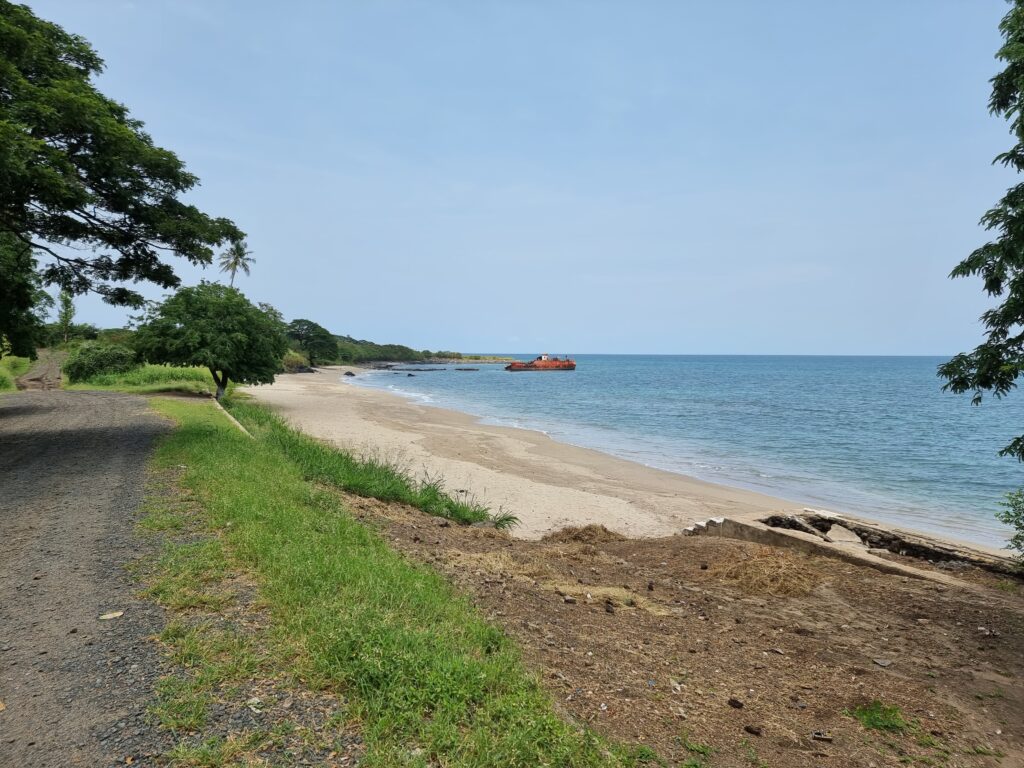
0,391,172,767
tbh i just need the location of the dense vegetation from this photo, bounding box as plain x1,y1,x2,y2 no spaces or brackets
135,283,288,400
63,341,137,383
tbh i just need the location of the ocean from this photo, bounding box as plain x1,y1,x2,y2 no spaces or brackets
350,355,1023,548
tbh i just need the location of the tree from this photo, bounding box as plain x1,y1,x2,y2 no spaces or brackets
0,232,50,358
135,282,288,400
218,240,254,287
939,2,1024,461
0,3,242,308
57,290,74,344
940,2,1024,559
286,319,338,367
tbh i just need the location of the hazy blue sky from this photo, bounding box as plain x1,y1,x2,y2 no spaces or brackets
27,1,1016,354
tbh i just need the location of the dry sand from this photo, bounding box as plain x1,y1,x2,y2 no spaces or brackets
244,368,802,539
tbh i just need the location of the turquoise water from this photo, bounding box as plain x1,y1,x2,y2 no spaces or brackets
351,355,1023,548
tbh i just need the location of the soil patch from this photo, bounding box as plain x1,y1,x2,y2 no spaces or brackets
349,494,1024,768
15,349,65,391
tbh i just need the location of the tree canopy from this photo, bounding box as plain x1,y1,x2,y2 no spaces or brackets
939,2,1024,460
135,282,287,399
0,232,50,357
286,318,338,367
0,2,242,307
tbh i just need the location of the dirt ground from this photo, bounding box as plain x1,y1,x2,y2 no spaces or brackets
346,494,1024,768
0,391,173,767
15,349,64,391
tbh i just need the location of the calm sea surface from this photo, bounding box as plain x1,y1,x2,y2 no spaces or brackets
350,355,1024,548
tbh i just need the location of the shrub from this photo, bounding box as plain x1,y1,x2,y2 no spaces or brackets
997,489,1024,562
281,350,309,372
847,700,908,732
63,341,139,383
0,355,31,391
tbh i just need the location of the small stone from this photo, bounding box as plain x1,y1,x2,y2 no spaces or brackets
873,658,893,668
563,595,577,604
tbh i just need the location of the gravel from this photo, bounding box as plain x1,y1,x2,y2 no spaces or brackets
0,391,173,767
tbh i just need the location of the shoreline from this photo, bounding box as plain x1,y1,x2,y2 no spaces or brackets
246,368,791,540
244,368,1010,558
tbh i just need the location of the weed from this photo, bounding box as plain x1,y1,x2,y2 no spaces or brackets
682,734,713,756
847,700,909,732
968,744,1006,757
741,737,767,767
151,676,208,731
166,733,257,767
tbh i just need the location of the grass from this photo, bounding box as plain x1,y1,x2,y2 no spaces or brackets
143,540,233,611
65,364,214,395
147,397,649,767
0,355,31,391
226,399,517,528
847,700,910,733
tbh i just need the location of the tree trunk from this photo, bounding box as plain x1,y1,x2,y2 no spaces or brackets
209,369,228,401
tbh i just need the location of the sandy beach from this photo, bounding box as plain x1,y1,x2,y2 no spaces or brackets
244,367,804,539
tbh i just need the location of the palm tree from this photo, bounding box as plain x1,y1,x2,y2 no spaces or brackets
218,240,254,287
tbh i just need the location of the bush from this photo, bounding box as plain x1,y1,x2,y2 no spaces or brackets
281,350,309,372
997,489,1024,562
63,341,139,383
0,355,31,391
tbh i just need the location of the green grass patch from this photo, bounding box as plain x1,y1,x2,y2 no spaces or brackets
149,397,649,767
226,399,516,528
152,675,210,731
967,744,1005,757
65,364,214,395
847,700,909,732
166,733,266,767
0,355,31,391
142,540,232,611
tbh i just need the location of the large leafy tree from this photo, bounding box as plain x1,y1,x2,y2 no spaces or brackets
286,318,338,367
940,1,1024,462
0,2,242,309
135,282,288,400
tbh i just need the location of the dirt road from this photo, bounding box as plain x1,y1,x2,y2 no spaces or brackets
0,391,171,767
15,350,64,391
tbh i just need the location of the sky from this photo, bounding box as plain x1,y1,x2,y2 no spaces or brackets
25,0,1018,354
